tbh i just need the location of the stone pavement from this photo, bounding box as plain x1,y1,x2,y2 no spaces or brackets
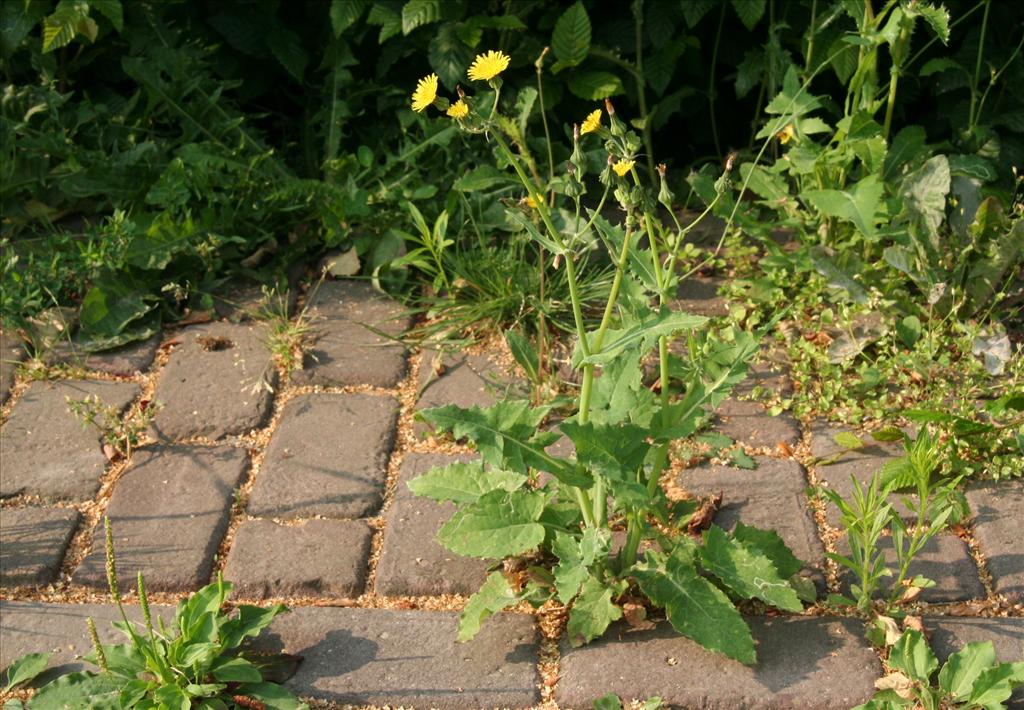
2,278,1022,709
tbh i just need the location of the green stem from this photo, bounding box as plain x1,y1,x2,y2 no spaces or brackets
883,25,910,140
804,0,818,76
968,0,991,129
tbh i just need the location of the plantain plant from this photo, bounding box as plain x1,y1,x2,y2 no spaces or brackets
404,50,814,663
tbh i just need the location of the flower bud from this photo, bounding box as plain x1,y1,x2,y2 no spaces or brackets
657,164,674,209
605,98,626,137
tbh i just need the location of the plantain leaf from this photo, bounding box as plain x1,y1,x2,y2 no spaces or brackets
938,641,996,700
3,652,51,692
887,630,938,683
28,672,122,709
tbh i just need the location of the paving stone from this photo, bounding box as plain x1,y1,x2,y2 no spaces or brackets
677,457,827,586
211,280,290,322
414,350,521,437
251,606,541,708
223,519,372,599
151,322,276,441
967,480,1024,603
375,453,489,596
48,334,161,375
809,420,916,527
0,379,139,501
73,445,248,592
925,617,1024,706
734,357,793,397
836,534,984,603
290,280,410,388
0,507,80,586
556,616,880,709
0,329,25,404
670,276,728,317
248,393,398,519
714,397,801,449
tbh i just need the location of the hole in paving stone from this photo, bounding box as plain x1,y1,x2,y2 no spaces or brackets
196,335,235,351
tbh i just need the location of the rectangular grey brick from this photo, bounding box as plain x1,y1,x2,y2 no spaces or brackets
0,507,80,586
967,480,1024,603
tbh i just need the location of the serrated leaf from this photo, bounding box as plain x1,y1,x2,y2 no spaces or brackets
438,489,546,558
731,0,765,30
42,2,85,52
367,2,402,43
739,163,789,202
552,528,612,603
635,548,756,663
910,3,950,43
700,525,804,611
803,174,883,238
459,571,520,641
559,420,649,485
887,629,938,683
266,25,309,80
567,575,623,646
89,0,123,31
4,652,51,692
407,461,525,503
402,0,440,35
730,448,756,469
938,641,996,700
551,1,591,68
681,0,715,27
567,71,625,100
733,523,803,579
428,21,474,88
765,66,823,118
330,0,367,36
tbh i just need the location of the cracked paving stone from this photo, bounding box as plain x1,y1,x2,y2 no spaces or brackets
0,507,80,587
713,397,801,450
836,533,984,603
150,323,276,441
414,350,521,437
290,280,410,388
223,519,373,599
250,606,541,708
556,616,880,709
0,379,139,501
966,480,1024,603
374,453,489,596
48,334,161,376
248,393,399,519
677,457,827,589
73,445,248,592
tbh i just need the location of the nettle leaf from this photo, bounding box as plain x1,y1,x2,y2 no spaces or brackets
909,3,950,43
567,71,625,100
367,2,402,44
967,662,1024,707
4,652,51,692
700,526,803,612
888,630,938,683
803,174,883,238
438,489,546,558
553,528,612,603
567,575,623,646
407,461,525,504
731,0,765,30
551,1,591,70
402,0,440,35
635,548,756,664
938,641,996,700
265,25,308,81
681,0,715,27
330,0,367,36
459,571,520,641
429,21,473,88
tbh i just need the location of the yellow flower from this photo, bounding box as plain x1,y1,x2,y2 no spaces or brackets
447,99,469,119
525,194,538,209
776,123,795,144
411,73,439,113
581,109,602,134
612,159,635,177
467,50,510,82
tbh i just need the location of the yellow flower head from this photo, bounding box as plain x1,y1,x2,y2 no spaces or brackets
411,73,439,113
468,50,510,82
525,194,538,209
777,123,795,144
581,109,602,134
612,159,635,177
447,99,469,119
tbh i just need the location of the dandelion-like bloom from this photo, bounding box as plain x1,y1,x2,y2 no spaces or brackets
525,194,538,209
468,50,510,81
776,123,795,144
612,159,635,177
447,99,469,119
581,109,602,134
412,74,439,113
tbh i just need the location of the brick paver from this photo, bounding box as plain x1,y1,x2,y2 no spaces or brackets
966,480,1024,603
836,533,984,602
151,323,276,441
248,393,399,519
714,397,801,449
415,350,520,436
223,519,373,599
676,457,827,585
375,453,489,596
0,507,79,586
73,445,248,592
671,276,728,317
734,358,793,397
290,280,410,388
926,617,1024,706
556,617,880,709
0,379,139,501
49,334,161,375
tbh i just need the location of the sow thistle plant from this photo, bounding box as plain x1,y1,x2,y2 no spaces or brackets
405,51,813,663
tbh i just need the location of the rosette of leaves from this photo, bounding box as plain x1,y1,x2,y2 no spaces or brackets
410,321,814,664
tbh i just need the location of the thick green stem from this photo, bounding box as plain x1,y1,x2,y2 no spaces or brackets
883,26,910,140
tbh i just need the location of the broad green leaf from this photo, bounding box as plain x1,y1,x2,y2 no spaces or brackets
833,431,865,450
407,461,525,504
211,657,263,683
30,672,122,709
765,66,823,118
428,21,472,88
566,575,623,646
948,154,997,182
966,203,1022,312
3,652,51,692
575,307,707,366
456,165,515,192
896,316,921,348
884,126,927,181
266,25,308,81
967,662,1024,707
552,528,611,602
594,693,623,710
938,641,996,700
78,283,154,338
233,681,308,710
699,526,803,612
220,604,289,649
733,523,803,579
559,420,648,484
803,174,883,238
402,0,440,35
126,212,194,269
567,71,625,100
459,571,520,641
438,489,546,558
367,2,402,43
42,1,87,52
551,1,590,69
89,0,124,31
330,0,367,36
506,330,539,383
635,549,756,664
887,630,938,683
731,0,765,30
901,155,949,235
681,0,715,27
730,448,756,470
739,163,789,203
